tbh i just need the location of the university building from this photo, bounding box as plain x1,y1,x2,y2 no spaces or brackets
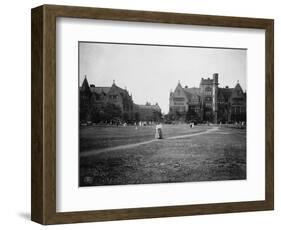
80,76,162,123
169,73,246,123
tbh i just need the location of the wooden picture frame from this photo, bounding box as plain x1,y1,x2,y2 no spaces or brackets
31,4,274,225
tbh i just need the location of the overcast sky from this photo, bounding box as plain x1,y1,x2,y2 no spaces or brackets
79,42,247,114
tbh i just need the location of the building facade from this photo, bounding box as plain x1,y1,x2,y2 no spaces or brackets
134,102,162,122
169,73,246,123
80,76,162,123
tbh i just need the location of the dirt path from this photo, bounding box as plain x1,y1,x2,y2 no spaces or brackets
80,126,219,157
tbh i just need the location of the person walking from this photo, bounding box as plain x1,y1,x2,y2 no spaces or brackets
155,122,163,139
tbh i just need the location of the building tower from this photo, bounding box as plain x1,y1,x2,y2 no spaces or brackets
212,73,219,123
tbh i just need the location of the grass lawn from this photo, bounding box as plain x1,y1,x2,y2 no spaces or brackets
79,124,246,186
80,124,212,151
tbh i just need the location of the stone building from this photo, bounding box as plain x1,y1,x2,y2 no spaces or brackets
134,102,162,122
80,76,162,123
169,73,246,123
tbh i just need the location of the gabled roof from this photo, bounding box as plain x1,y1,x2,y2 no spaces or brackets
176,81,183,88
171,81,186,98
218,87,234,101
183,87,201,102
81,77,90,92
231,83,246,99
184,87,200,96
183,91,192,100
90,86,111,94
234,83,243,92
110,83,127,93
107,83,130,98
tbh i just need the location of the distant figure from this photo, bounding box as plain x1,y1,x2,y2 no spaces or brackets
155,123,163,139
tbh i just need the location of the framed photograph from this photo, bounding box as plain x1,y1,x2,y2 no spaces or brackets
31,4,274,225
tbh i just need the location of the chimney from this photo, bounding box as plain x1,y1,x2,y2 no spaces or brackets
213,73,219,84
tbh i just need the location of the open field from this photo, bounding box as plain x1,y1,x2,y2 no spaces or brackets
79,124,246,186
80,124,213,151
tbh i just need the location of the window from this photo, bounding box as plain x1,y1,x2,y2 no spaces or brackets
173,97,185,102
205,87,212,96
110,95,118,100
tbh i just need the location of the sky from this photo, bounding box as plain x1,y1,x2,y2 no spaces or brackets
79,42,247,114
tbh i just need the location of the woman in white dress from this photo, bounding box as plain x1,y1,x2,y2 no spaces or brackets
155,122,163,139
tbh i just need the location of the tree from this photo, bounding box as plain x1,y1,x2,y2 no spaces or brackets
134,112,140,123
203,106,213,122
152,111,162,122
175,111,181,120
122,112,129,122
185,109,196,121
79,91,91,122
166,112,175,121
103,103,122,122
90,108,101,123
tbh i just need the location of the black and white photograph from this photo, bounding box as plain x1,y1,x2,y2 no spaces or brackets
79,42,247,187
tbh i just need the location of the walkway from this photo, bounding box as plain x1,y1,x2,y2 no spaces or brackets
80,126,219,157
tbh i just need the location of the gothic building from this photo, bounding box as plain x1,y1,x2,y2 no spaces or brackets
134,102,162,122
80,76,162,123
169,73,246,123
